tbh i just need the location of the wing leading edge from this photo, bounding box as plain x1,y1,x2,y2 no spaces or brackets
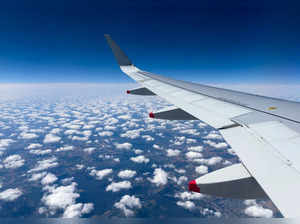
105,34,300,217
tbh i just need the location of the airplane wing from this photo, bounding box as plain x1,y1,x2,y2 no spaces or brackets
104,34,300,217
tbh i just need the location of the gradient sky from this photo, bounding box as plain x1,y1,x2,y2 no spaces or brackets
0,1,300,84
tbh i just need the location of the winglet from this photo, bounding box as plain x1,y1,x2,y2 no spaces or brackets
104,34,132,66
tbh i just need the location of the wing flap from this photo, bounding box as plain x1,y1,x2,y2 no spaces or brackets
220,125,300,217
247,121,300,172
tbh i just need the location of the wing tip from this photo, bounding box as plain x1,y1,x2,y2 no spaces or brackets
104,34,132,66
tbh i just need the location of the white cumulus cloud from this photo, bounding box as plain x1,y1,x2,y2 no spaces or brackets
63,203,94,218
106,181,132,192
29,149,52,155
187,146,203,152
114,195,142,217
0,188,22,201
142,135,154,141
149,168,168,187
205,157,222,166
41,182,93,217
195,165,208,174
29,172,47,182
176,201,195,210
56,145,74,152
89,168,113,180
130,155,149,164
175,191,205,200
41,173,58,185
29,157,58,173
244,200,273,218
19,132,38,139
153,144,161,150
118,170,137,179
27,143,42,149
99,131,113,137
204,140,228,149
83,147,95,154
43,183,76,209
120,129,142,139
204,132,223,140
166,149,180,157
115,143,132,150
43,134,61,144
185,151,202,159
0,139,14,150
3,154,25,169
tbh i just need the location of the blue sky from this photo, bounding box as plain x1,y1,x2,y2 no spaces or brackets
0,1,300,84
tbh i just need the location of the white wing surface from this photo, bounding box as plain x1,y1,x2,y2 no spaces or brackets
105,34,300,217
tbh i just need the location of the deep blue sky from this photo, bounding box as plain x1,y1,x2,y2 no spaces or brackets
0,0,300,84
